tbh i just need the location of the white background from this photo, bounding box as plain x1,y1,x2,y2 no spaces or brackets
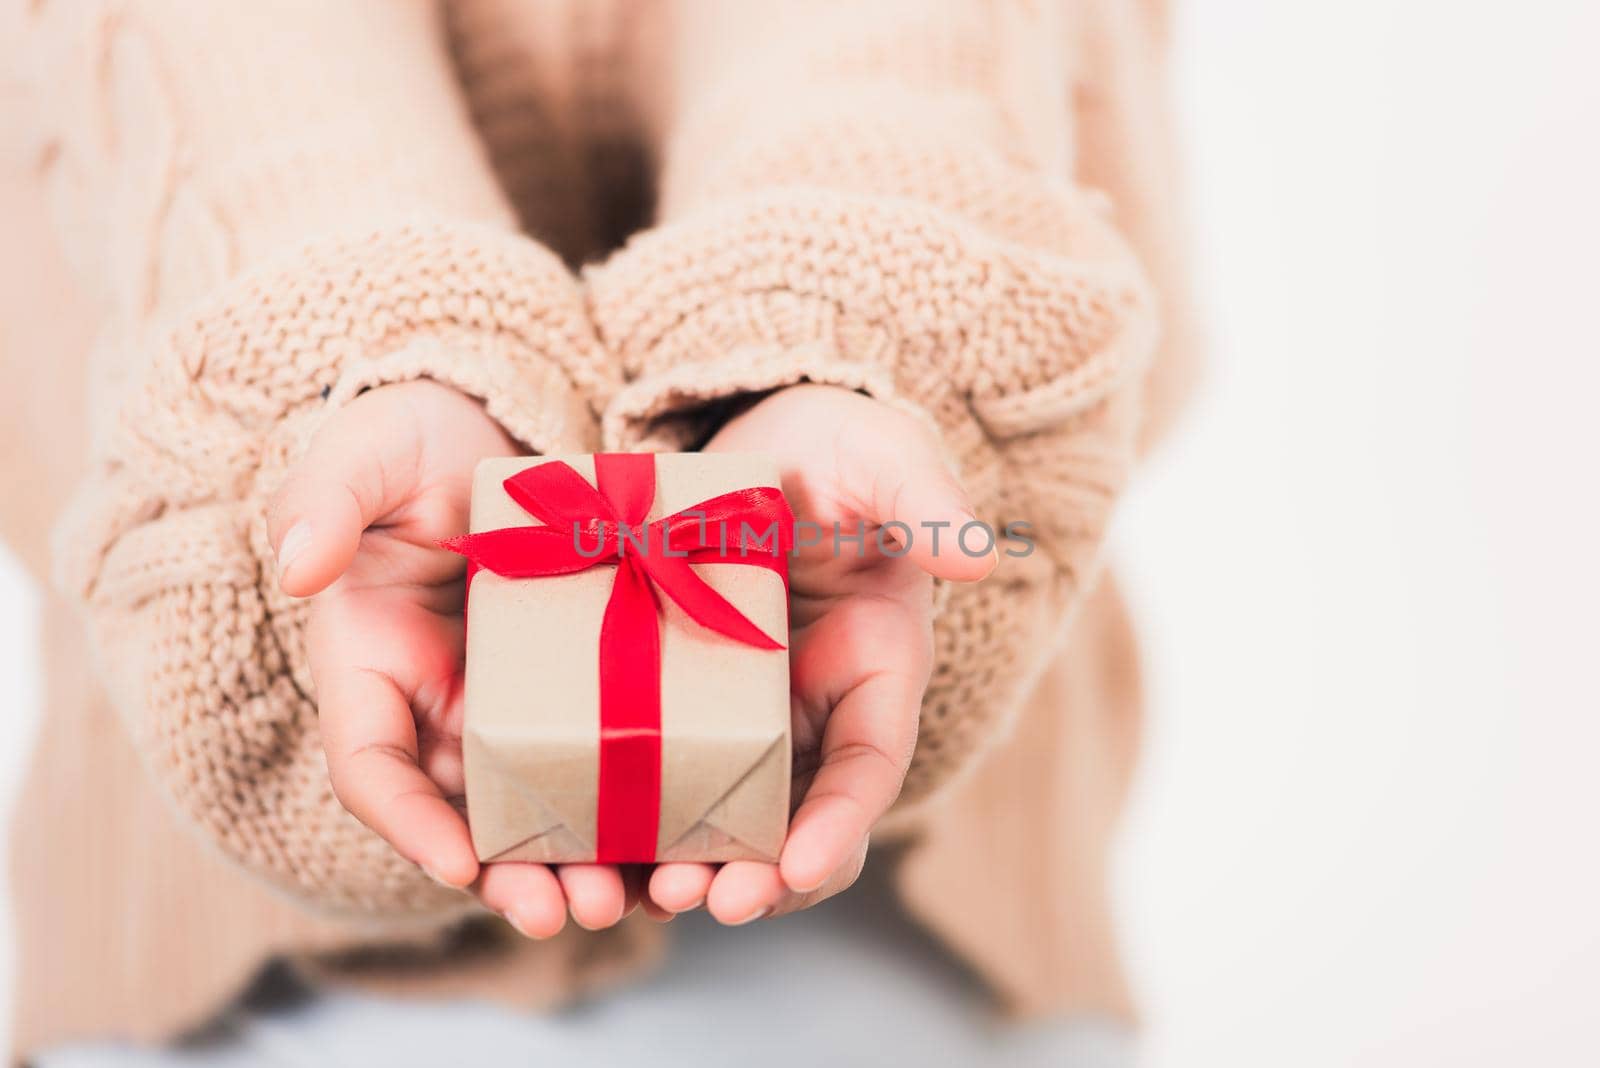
1112,1,1600,1065
3,1,1598,1065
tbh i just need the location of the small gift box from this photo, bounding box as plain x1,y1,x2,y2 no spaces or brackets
445,453,793,864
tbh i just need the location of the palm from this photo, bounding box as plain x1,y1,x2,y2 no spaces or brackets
643,385,989,923
276,381,631,936
311,562,470,803
305,392,508,804
783,507,935,811
708,389,945,785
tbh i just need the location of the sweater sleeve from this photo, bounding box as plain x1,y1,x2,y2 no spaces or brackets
585,0,1159,809
29,1,615,916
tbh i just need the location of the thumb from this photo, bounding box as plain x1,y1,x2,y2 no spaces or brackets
842,415,997,584
267,394,421,598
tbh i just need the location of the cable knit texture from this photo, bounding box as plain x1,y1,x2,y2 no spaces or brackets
3,0,1198,1053
58,221,613,914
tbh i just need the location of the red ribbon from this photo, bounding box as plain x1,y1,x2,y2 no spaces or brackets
443,454,793,862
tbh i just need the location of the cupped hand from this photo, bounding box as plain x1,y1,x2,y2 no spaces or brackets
267,380,633,938
644,384,994,924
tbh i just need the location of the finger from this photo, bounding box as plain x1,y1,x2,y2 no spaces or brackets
475,863,568,940
267,393,421,598
706,861,787,926
647,863,716,913
782,661,923,895
766,841,870,920
709,845,870,925
556,865,628,930
640,898,676,923
316,663,479,888
841,416,997,583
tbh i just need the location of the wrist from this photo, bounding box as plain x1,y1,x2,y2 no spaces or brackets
346,377,521,458
702,382,869,445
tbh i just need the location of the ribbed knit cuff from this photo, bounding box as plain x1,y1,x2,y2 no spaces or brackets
586,189,1155,452
170,218,612,446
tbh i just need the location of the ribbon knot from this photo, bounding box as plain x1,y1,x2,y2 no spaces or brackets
443,454,793,861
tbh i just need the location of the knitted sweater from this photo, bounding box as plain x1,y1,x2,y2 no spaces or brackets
1,0,1197,1054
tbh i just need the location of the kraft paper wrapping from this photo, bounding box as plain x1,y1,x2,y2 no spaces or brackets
462,454,791,864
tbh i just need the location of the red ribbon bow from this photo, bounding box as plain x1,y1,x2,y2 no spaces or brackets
444,454,793,862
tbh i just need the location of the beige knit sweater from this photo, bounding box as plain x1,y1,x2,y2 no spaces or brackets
0,0,1197,1055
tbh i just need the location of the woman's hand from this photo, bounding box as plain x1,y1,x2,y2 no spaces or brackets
645,384,994,924
267,380,631,938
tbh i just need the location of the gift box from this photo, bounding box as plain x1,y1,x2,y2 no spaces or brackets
446,453,794,865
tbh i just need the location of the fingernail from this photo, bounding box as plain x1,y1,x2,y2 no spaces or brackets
503,911,537,939
783,860,826,894
276,520,312,579
669,894,706,914
573,909,620,932
729,906,772,927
